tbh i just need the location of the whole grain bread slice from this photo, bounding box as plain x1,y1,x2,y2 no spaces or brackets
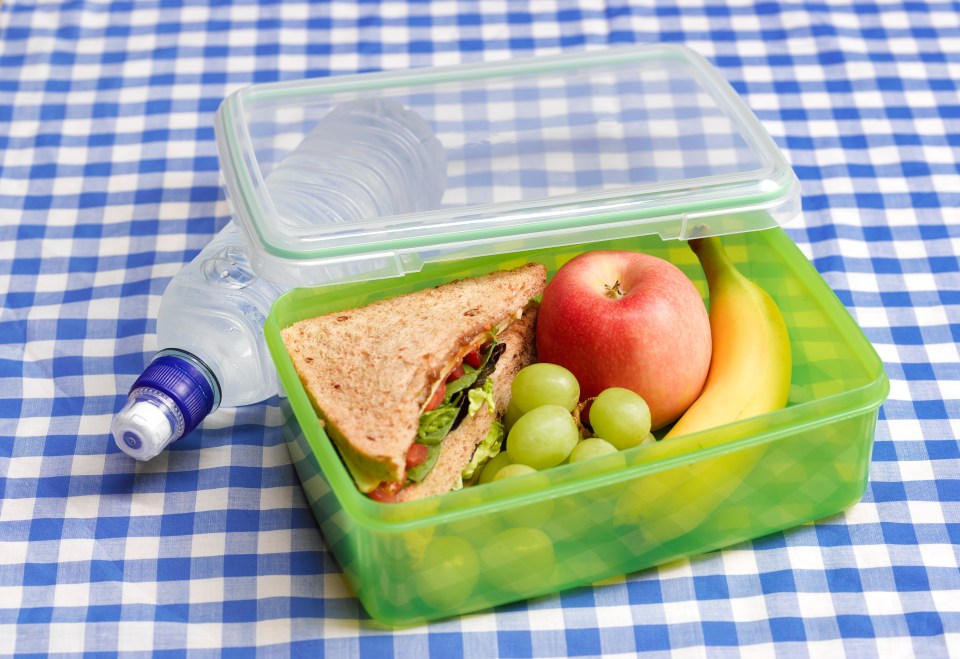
281,263,546,488
395,303,538,502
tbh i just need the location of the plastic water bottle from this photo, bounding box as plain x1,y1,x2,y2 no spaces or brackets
266,99,446,229
112,98,446,460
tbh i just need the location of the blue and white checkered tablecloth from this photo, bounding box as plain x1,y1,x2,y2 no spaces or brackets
1,0,958,655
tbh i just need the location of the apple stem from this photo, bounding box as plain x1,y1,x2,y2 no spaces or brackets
604,280,625,299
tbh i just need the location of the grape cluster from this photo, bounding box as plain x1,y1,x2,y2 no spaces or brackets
479,363,656,482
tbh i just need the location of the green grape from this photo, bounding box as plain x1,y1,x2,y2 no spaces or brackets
639,432,657,446
493,463,537,481
506,405,579,469
500,471,556,527
510,363,580,413
478,451,513,484
589,388,651,450
504,399,525,434
415,535,479,610
568,437,618,463
480,528,556,594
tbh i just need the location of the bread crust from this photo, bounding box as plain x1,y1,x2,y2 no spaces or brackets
281,263,546,486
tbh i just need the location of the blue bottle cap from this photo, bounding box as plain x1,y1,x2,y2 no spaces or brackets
112,351,221,461
131,353,218,437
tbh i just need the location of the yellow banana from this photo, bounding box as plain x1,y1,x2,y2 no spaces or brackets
663,236,791,440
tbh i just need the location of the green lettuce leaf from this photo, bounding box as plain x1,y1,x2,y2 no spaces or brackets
445,363,480,398
409,339,507,485
417,404,459,445
467,378,496,418
444,339,503,400
448,341,505,431
461,421,505,481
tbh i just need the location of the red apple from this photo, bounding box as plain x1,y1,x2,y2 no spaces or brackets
536,250,711,430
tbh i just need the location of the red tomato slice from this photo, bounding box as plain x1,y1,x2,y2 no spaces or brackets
406,443,429,467
446,364,465,382
424,382,446,411
464,349,482,368
369,480,402,503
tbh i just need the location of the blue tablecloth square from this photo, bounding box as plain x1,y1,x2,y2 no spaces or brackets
701,621,739,646
633,624,671,652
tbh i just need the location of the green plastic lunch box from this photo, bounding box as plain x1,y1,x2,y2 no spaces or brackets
215,45,889,626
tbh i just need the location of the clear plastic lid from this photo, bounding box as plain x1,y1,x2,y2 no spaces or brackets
215,45,799,287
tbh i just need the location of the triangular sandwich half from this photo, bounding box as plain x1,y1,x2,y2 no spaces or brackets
281,263,546,499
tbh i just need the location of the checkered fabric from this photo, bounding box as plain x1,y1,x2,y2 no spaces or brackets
1,0,958,655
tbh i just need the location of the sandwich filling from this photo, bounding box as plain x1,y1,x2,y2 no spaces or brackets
368,335,506,502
